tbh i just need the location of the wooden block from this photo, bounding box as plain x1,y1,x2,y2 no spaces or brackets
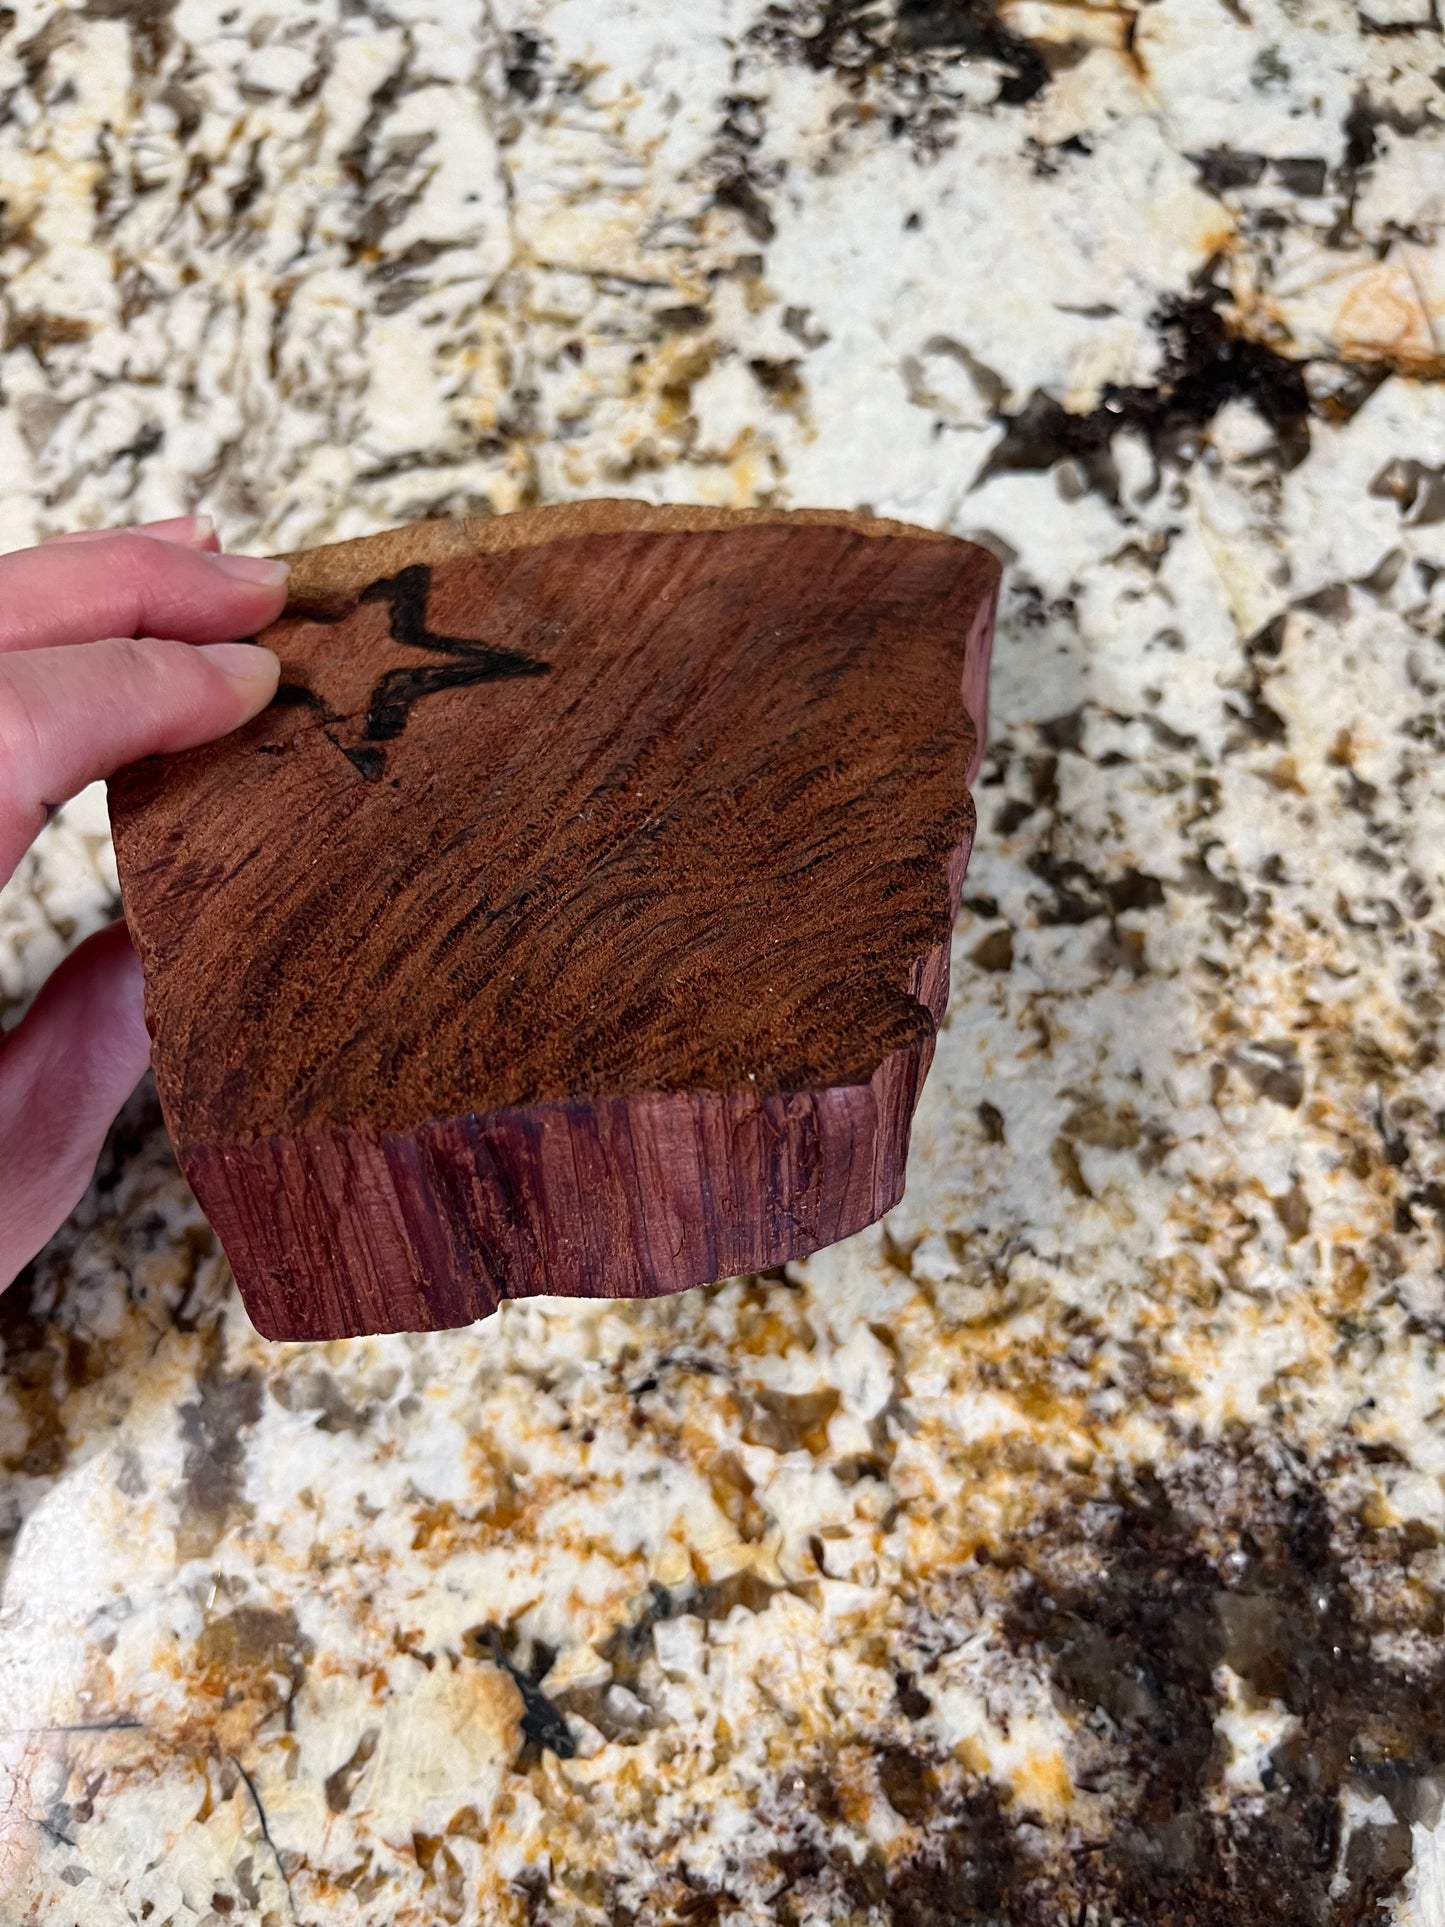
110,503,999,1340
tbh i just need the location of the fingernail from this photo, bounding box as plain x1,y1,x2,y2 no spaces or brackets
210,553,291,587
142,512,215,546
197,642,282,686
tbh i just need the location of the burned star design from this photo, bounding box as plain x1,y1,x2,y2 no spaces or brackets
275,563,551,780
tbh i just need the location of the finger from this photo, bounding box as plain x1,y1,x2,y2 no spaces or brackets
0,637,280,881
0,924,150,1294
45,513,221,553
0,533,289,653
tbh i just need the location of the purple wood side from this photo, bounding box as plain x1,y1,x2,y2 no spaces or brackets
185,1037,935,1340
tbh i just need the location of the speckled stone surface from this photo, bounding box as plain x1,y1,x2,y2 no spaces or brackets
3,2,1445,1922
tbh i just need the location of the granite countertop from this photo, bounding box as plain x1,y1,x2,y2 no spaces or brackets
3,0,1445,1921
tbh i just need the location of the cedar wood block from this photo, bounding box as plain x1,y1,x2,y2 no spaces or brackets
110,501,999,1340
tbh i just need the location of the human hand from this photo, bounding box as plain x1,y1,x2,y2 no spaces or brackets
0,516,289,1292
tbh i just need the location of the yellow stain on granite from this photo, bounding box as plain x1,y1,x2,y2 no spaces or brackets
1328,259,1443,370
1012,1747,1074,1821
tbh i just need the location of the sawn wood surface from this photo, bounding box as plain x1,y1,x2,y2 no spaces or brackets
110,501,999,1340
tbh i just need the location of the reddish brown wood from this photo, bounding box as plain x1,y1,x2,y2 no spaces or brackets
110,503,998,1340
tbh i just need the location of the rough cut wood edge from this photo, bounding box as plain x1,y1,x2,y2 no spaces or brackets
120,502,997,1341
189,1042,929,1342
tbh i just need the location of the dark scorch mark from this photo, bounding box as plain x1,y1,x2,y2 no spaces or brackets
357,565,550,748
272,564,550,780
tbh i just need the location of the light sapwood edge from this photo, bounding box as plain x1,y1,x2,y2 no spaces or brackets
279,500,956,604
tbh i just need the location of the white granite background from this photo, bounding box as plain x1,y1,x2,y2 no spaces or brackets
4,1,1445,1923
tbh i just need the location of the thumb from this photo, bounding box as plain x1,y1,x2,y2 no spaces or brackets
0,924,152,1291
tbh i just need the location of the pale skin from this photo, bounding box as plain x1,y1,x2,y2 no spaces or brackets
0,515,290,1291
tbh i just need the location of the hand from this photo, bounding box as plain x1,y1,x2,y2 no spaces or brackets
0,516,289,1292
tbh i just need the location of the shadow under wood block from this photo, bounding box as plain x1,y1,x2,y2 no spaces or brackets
109,502,999,1341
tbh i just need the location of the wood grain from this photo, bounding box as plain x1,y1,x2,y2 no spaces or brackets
110,502,999,1340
